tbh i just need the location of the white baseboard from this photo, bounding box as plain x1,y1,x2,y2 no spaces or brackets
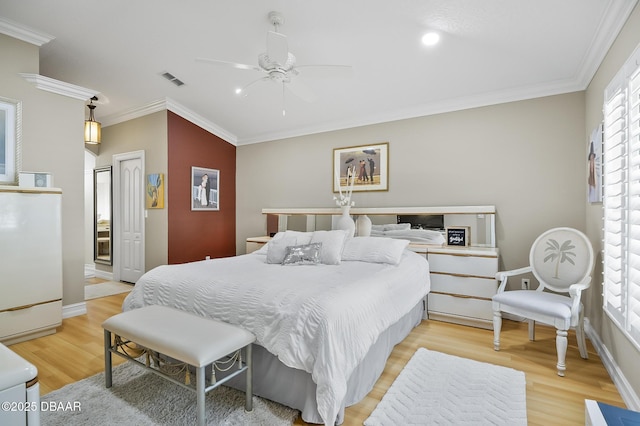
62,302,87,318
585,318,640,411
84,263,95,278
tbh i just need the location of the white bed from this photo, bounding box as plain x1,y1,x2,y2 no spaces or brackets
122,232,430,425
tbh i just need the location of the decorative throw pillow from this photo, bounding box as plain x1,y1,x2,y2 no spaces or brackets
282,243,322,265
341,237,410,265
310,230,348,265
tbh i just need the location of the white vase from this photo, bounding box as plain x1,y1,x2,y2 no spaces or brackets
356,214,372,237
336,206,355,237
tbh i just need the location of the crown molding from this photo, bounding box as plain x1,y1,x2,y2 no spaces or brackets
101,98,238,145
165,98,237,145
574,0,639,88
20,73,98,100
236,77,584,145
0,17,55,46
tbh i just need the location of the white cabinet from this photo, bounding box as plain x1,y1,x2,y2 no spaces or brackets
0,343,40,426
426,247,499,329
246,236,270,254
0,187,63,344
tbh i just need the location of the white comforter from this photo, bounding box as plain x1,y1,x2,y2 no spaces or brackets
123,250,430,425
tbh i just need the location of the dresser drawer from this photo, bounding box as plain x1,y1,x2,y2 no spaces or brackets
430,273,497,298
0,300,62,342
428,252,498,277
428,293,493,321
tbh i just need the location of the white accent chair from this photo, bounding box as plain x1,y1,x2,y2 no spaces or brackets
492,227,594,376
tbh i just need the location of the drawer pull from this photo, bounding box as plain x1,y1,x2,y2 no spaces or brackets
429,252,498,259
1,299,62,313
431,271,496,280
430,291,492,301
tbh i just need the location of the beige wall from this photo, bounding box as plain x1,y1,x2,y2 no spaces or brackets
237,92,587,275
585,4,640,403
0,34,86,306
95,111,169,272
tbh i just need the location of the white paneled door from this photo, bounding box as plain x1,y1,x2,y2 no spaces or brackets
114,151,145,284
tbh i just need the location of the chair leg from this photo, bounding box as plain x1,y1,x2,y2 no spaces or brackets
528,319,535,341
556,329,568,377
493,310,502,351
197,366,206,426
576,311,589,360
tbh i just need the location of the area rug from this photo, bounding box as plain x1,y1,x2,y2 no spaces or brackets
364,348,527,426
84,281,133,300
41,359,299,425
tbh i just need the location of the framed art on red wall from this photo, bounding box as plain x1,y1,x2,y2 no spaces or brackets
191,166,219,211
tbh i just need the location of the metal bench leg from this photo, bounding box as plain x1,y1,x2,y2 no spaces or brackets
197,366,206,426
245,343,253,412
104,329,112,388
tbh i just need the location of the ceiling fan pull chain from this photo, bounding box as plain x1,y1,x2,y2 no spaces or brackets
282,82,286,116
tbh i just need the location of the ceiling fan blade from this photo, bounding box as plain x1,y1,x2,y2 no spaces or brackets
296,64,354,79
266,31,289,66
195,57,263,73
237,76,270,97
286,78,317,103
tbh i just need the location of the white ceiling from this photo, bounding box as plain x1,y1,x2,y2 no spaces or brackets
0,1,637,145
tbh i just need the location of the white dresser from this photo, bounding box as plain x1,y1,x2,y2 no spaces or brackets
410,245,499,329
0,186,63,344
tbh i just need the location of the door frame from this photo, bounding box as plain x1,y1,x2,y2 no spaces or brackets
112,150,145,282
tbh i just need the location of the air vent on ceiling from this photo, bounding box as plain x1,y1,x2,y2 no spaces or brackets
161,72,184,87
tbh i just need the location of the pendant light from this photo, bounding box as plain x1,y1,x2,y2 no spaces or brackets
85,96,101,144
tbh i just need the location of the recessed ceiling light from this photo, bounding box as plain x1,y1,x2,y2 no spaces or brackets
421,32,440,46
235,87,243,95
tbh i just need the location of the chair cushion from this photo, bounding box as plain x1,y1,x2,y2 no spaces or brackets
493,290,573,320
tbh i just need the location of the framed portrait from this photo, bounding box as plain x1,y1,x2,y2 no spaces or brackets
146,173,164,209
333,142,388,193
191,166,219,211
588,123,603,203
0,96,22,185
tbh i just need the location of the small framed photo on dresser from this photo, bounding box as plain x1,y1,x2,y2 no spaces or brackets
446,226,470,247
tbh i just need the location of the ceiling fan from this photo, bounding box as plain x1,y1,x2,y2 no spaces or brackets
196,11,353,115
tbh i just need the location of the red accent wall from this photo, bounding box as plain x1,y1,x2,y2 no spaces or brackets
167,111,236,263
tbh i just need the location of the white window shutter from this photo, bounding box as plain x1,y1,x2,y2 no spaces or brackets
603,42,640,349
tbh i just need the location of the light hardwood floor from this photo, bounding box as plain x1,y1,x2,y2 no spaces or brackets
9,293,626,425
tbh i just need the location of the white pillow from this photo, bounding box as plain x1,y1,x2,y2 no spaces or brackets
310,230,348,265
341,237,410,265
265,231,314,263
370,223,411,232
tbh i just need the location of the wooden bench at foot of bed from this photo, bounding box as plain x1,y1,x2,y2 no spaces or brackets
102,305,256,426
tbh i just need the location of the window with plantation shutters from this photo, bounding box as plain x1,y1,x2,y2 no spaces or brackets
603,42,640,350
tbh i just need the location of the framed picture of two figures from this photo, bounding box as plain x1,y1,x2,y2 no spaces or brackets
333,142,389,193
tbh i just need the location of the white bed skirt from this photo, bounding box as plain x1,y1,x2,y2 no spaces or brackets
218,300,425,424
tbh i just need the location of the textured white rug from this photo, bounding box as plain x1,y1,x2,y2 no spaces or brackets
365,348,527,426
85,281,133,300
41,359,298,425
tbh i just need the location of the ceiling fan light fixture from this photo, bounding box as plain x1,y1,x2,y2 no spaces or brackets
421,32,440,46
84,96,101,144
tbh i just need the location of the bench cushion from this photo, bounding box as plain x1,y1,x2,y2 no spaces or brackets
102,305,255,367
